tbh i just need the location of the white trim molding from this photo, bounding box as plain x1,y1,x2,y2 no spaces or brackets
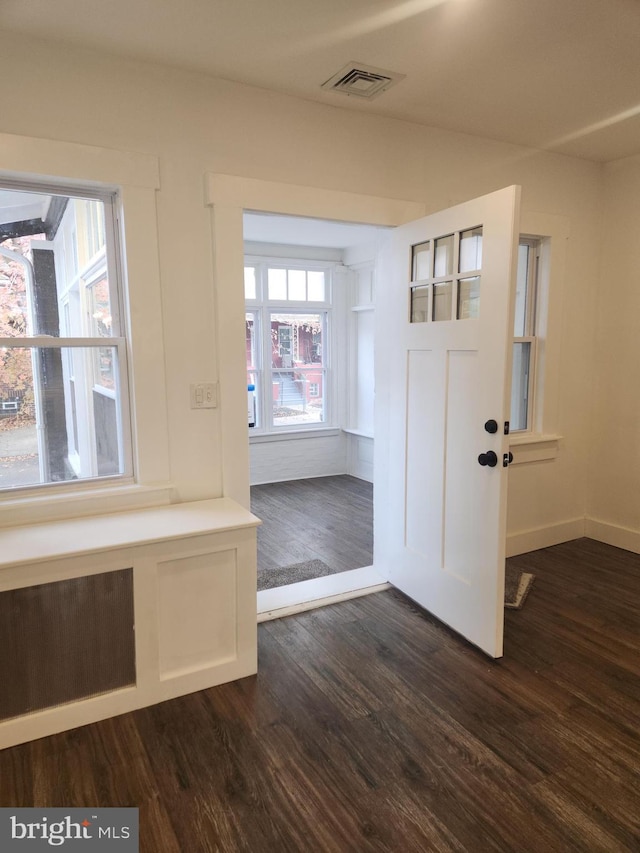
0,131,159,190
585,518,640,555
507,515,640,557
506,517,586,557
204,173,425,508
205,174,425,226
0,131,171,522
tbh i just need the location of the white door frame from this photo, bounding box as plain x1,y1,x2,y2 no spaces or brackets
205,173,426,509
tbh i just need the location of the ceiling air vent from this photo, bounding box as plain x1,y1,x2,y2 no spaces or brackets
321,62,405,100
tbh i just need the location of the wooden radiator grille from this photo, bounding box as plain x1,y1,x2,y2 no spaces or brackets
0,568,136,721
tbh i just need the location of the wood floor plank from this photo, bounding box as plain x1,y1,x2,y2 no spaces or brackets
251,475,373,574
1,537,639,851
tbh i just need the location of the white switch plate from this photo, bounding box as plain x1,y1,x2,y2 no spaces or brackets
190,382,218,409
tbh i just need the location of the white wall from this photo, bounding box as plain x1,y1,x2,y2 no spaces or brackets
0,31,603,545
587,155,640,552
250,432,348,485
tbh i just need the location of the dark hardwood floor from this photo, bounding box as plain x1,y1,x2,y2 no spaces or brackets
251,475,374,573
1,538,639,851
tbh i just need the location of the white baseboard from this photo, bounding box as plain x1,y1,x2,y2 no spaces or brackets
506,517,586,557
509,515,640,556
584,518,640,555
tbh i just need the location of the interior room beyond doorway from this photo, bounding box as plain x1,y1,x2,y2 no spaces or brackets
252,475,373,587
243,212,389,611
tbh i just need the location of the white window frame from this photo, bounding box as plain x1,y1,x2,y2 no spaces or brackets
244,255,335,435
511,236,540,434
508,213,568,465
0,181,132,489
0,131,171,526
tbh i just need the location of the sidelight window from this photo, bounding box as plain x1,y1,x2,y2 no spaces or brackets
510,238,539,432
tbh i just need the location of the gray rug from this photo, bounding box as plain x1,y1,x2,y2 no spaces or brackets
257,559,339,591
504,565,535,609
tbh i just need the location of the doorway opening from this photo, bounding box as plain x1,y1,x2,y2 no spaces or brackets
242,211,390,617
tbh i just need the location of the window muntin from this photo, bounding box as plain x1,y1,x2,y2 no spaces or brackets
411,241,430,280
244,260,331,432
459,227,483,273
0,184,131,490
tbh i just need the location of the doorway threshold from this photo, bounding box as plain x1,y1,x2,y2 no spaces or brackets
257,565,389,622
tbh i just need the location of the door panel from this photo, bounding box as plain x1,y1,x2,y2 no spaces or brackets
443,349,480,583
405,348,440,559
374,186,521,658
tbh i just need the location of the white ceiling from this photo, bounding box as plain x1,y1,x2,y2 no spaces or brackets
243,213,388,248
2,0,640,162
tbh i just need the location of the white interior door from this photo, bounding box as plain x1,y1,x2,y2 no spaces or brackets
374,186,521,658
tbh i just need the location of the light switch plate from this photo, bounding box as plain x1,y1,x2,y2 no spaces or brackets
190,382,218,409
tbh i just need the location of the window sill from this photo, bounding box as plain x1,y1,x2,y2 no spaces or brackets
342,428,374,440
249,427,342,444
0,497,259,570
508,433,562,465
0,482,176,529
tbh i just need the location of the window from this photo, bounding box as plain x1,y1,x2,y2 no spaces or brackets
510,237,540,432
0,183,131,491
410,226,483,323
244,259,331,431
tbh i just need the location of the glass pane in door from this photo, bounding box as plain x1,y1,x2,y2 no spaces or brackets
411,242,431,280
410,285,430,323
459,227,483,272
458,276,481,319
434,235,454,277
433,281,452,321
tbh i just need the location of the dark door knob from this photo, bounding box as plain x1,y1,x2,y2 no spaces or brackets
478,451,498,467
484,419,498,434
